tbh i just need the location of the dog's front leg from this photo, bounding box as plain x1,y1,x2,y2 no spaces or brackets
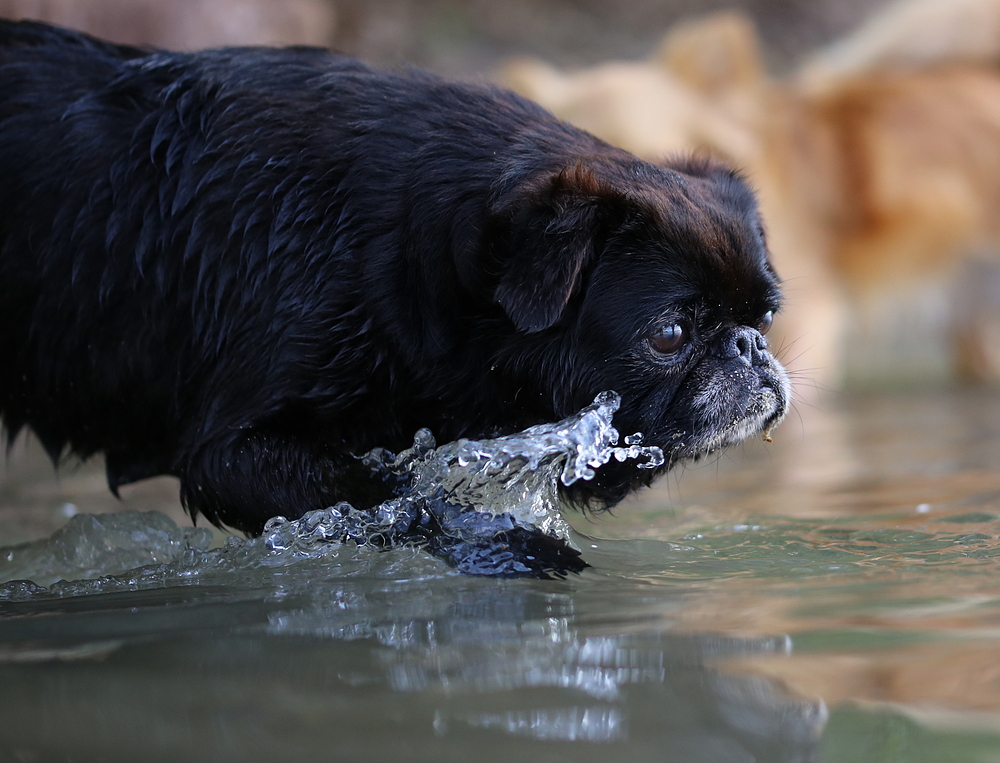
176,431,388,535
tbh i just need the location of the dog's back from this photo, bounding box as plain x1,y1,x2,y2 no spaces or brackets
0,20,147,115
0,18,147,55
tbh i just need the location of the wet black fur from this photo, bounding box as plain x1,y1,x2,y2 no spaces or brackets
0,20,785,536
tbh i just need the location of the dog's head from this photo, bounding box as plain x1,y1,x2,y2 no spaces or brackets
483,153,790,504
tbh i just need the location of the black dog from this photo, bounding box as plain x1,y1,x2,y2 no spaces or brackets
0,20,790,536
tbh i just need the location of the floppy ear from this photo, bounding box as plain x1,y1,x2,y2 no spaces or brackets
490,163,629,333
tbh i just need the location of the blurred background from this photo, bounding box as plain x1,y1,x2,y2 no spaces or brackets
0,0,884,71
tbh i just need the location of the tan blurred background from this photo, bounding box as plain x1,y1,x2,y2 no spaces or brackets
0,0,881,71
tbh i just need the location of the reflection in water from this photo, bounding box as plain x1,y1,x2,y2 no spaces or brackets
0,571,825,762
1,389,1000,760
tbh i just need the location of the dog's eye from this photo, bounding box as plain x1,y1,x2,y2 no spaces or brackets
648,323,686,356
758,311,774,335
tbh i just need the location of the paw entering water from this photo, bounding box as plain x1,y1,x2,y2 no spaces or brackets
260,391,664,578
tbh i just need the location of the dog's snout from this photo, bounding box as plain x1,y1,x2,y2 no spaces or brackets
719,326,767,364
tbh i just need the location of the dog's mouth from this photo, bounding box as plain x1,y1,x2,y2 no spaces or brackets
677,360,792,460
701,386,787,453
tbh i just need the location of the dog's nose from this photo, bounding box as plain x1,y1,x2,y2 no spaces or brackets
718,326,767,365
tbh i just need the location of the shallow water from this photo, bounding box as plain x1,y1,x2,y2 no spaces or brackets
2,389,1000,761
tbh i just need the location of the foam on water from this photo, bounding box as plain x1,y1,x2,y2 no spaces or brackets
0,510,214,589
0,392,663,596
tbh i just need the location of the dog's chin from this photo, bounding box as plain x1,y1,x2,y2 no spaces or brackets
678,360,792,461
682,386,788,459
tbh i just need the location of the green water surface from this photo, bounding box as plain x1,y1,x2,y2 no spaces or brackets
1,389,999,762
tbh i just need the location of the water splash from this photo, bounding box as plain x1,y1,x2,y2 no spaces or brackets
0,392,663,593
232,390,663,577
364,389,663,542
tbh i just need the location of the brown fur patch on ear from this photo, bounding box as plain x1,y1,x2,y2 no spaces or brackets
502,162,629,218
662,153,742,182
550,162,621,201
491,162,630,333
